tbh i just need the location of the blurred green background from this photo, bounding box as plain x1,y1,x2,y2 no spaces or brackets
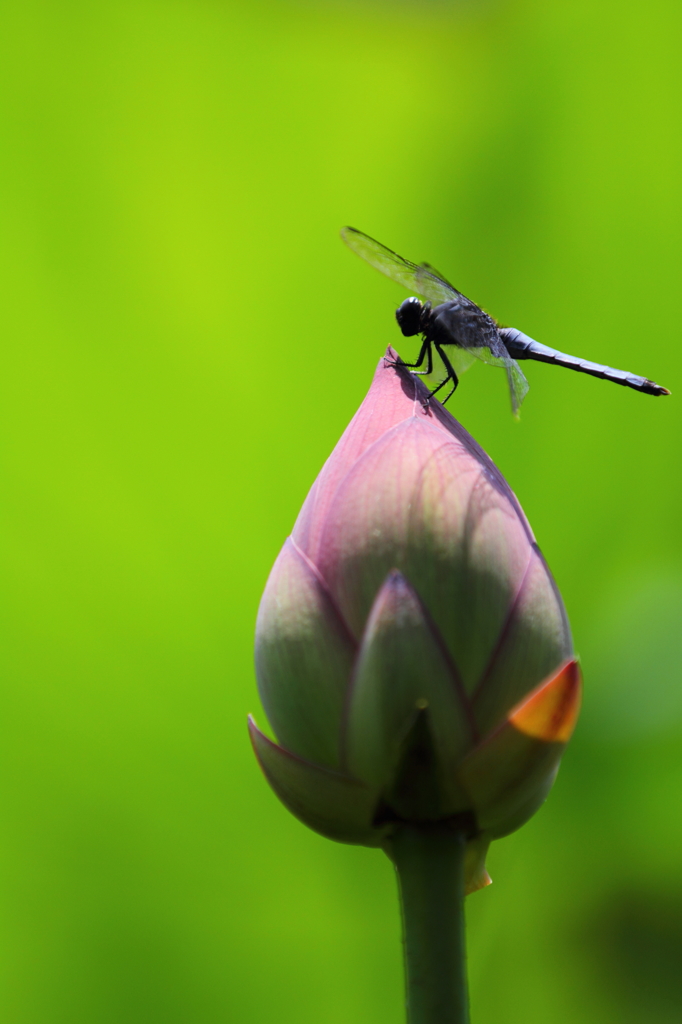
2,0,681,1021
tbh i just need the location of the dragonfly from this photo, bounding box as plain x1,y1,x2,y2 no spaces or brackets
341,226,670,415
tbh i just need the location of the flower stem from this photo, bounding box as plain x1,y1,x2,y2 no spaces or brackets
386,823,470,1024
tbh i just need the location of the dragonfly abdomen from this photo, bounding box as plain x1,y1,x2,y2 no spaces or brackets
500,328,670,397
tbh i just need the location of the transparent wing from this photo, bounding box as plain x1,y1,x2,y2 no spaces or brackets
419,345,477,394
414,263,462,306
425,343,527,413
429,305,530,414
341,227,461,306
506,360,530,416
446,347,477,376
463,342,529,416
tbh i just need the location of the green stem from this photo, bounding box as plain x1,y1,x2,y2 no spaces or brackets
386,823,469,1024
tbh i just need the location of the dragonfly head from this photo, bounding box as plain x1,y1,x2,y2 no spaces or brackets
395,297,424,337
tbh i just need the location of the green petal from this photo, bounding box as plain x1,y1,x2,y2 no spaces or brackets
486,768,558,840
248,717,383,846
459,660,581,834
472,546,573,736
255,538,356,769
345,571,473,816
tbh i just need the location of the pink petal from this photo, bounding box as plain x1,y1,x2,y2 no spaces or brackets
293,350,533,562
314,412,535,696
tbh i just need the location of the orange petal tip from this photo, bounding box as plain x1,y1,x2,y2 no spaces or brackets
508,658,581,744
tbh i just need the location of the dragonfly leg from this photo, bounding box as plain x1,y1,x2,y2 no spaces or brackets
428,343,459,404
387,339,433,375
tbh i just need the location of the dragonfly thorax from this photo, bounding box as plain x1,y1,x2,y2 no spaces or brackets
395,297,425,337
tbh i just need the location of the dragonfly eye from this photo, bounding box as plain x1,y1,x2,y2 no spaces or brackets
396,297,423,337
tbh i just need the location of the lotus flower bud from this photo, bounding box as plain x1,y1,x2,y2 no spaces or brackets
249,350,580,892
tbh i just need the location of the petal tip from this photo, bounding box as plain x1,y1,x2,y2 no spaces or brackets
508,658,582,744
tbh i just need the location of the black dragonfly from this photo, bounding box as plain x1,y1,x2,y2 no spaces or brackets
341,226,670,415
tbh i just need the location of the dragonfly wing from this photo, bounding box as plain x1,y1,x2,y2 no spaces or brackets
418,344,478,395
414,263,465,305
506,360,530,416
459,325,530,415
341,227,462,304
460,343,527,413
447,346,477,376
